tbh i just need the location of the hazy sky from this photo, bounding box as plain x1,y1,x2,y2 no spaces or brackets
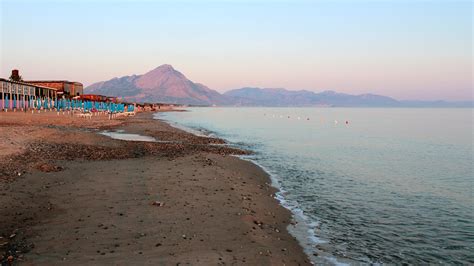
0,0,472,100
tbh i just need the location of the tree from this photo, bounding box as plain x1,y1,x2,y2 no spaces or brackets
9,71,23,82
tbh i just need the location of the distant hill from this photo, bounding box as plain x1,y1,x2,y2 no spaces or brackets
86,64,230,105
224,87,400,107
86,65,472,107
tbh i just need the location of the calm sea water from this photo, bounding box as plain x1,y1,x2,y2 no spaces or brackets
158,107,473,264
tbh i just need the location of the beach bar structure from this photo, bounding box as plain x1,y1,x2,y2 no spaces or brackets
78,94,108,102
25,80,83,98
0,78,58,110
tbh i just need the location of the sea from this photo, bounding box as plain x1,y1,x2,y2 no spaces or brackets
157,107,473,264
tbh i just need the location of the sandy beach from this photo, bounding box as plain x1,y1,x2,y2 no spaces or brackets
0,110,310,265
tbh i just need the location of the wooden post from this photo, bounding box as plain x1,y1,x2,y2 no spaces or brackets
16,84,19,112
1,81,4,111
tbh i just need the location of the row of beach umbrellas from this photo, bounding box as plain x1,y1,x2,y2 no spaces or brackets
0,95,135,113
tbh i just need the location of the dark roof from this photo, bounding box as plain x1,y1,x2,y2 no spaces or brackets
25,80,83,85
81,94,107,97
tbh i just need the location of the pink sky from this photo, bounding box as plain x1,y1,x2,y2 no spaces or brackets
1,0,472,101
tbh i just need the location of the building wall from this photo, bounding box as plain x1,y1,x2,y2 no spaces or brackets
27,81,64,91
26,81,83,97
0,80,56,98
71,83,84,96
81,94,108,102
27,82,64,91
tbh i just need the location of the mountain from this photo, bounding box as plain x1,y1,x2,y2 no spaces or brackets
86,64,229,105
224,87,400,107
86,65,472,107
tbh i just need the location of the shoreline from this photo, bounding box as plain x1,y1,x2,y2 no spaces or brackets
0,111,311,265
158,111,341,265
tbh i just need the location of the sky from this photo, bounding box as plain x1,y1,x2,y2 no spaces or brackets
0,0,472,101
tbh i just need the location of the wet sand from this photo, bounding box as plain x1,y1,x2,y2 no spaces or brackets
0,111,310,265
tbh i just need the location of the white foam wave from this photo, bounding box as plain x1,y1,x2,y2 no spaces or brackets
237,155,351,265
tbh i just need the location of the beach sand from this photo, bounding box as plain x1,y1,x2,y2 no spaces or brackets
0,111,310,265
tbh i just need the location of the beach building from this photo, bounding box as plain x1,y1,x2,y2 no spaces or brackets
25,80,83,98
79,94,108,102
78,94,119,103
6,69,84,98
106,96,119,103
0,78,58,110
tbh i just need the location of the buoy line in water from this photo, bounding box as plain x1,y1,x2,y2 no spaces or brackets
264,113,350,126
